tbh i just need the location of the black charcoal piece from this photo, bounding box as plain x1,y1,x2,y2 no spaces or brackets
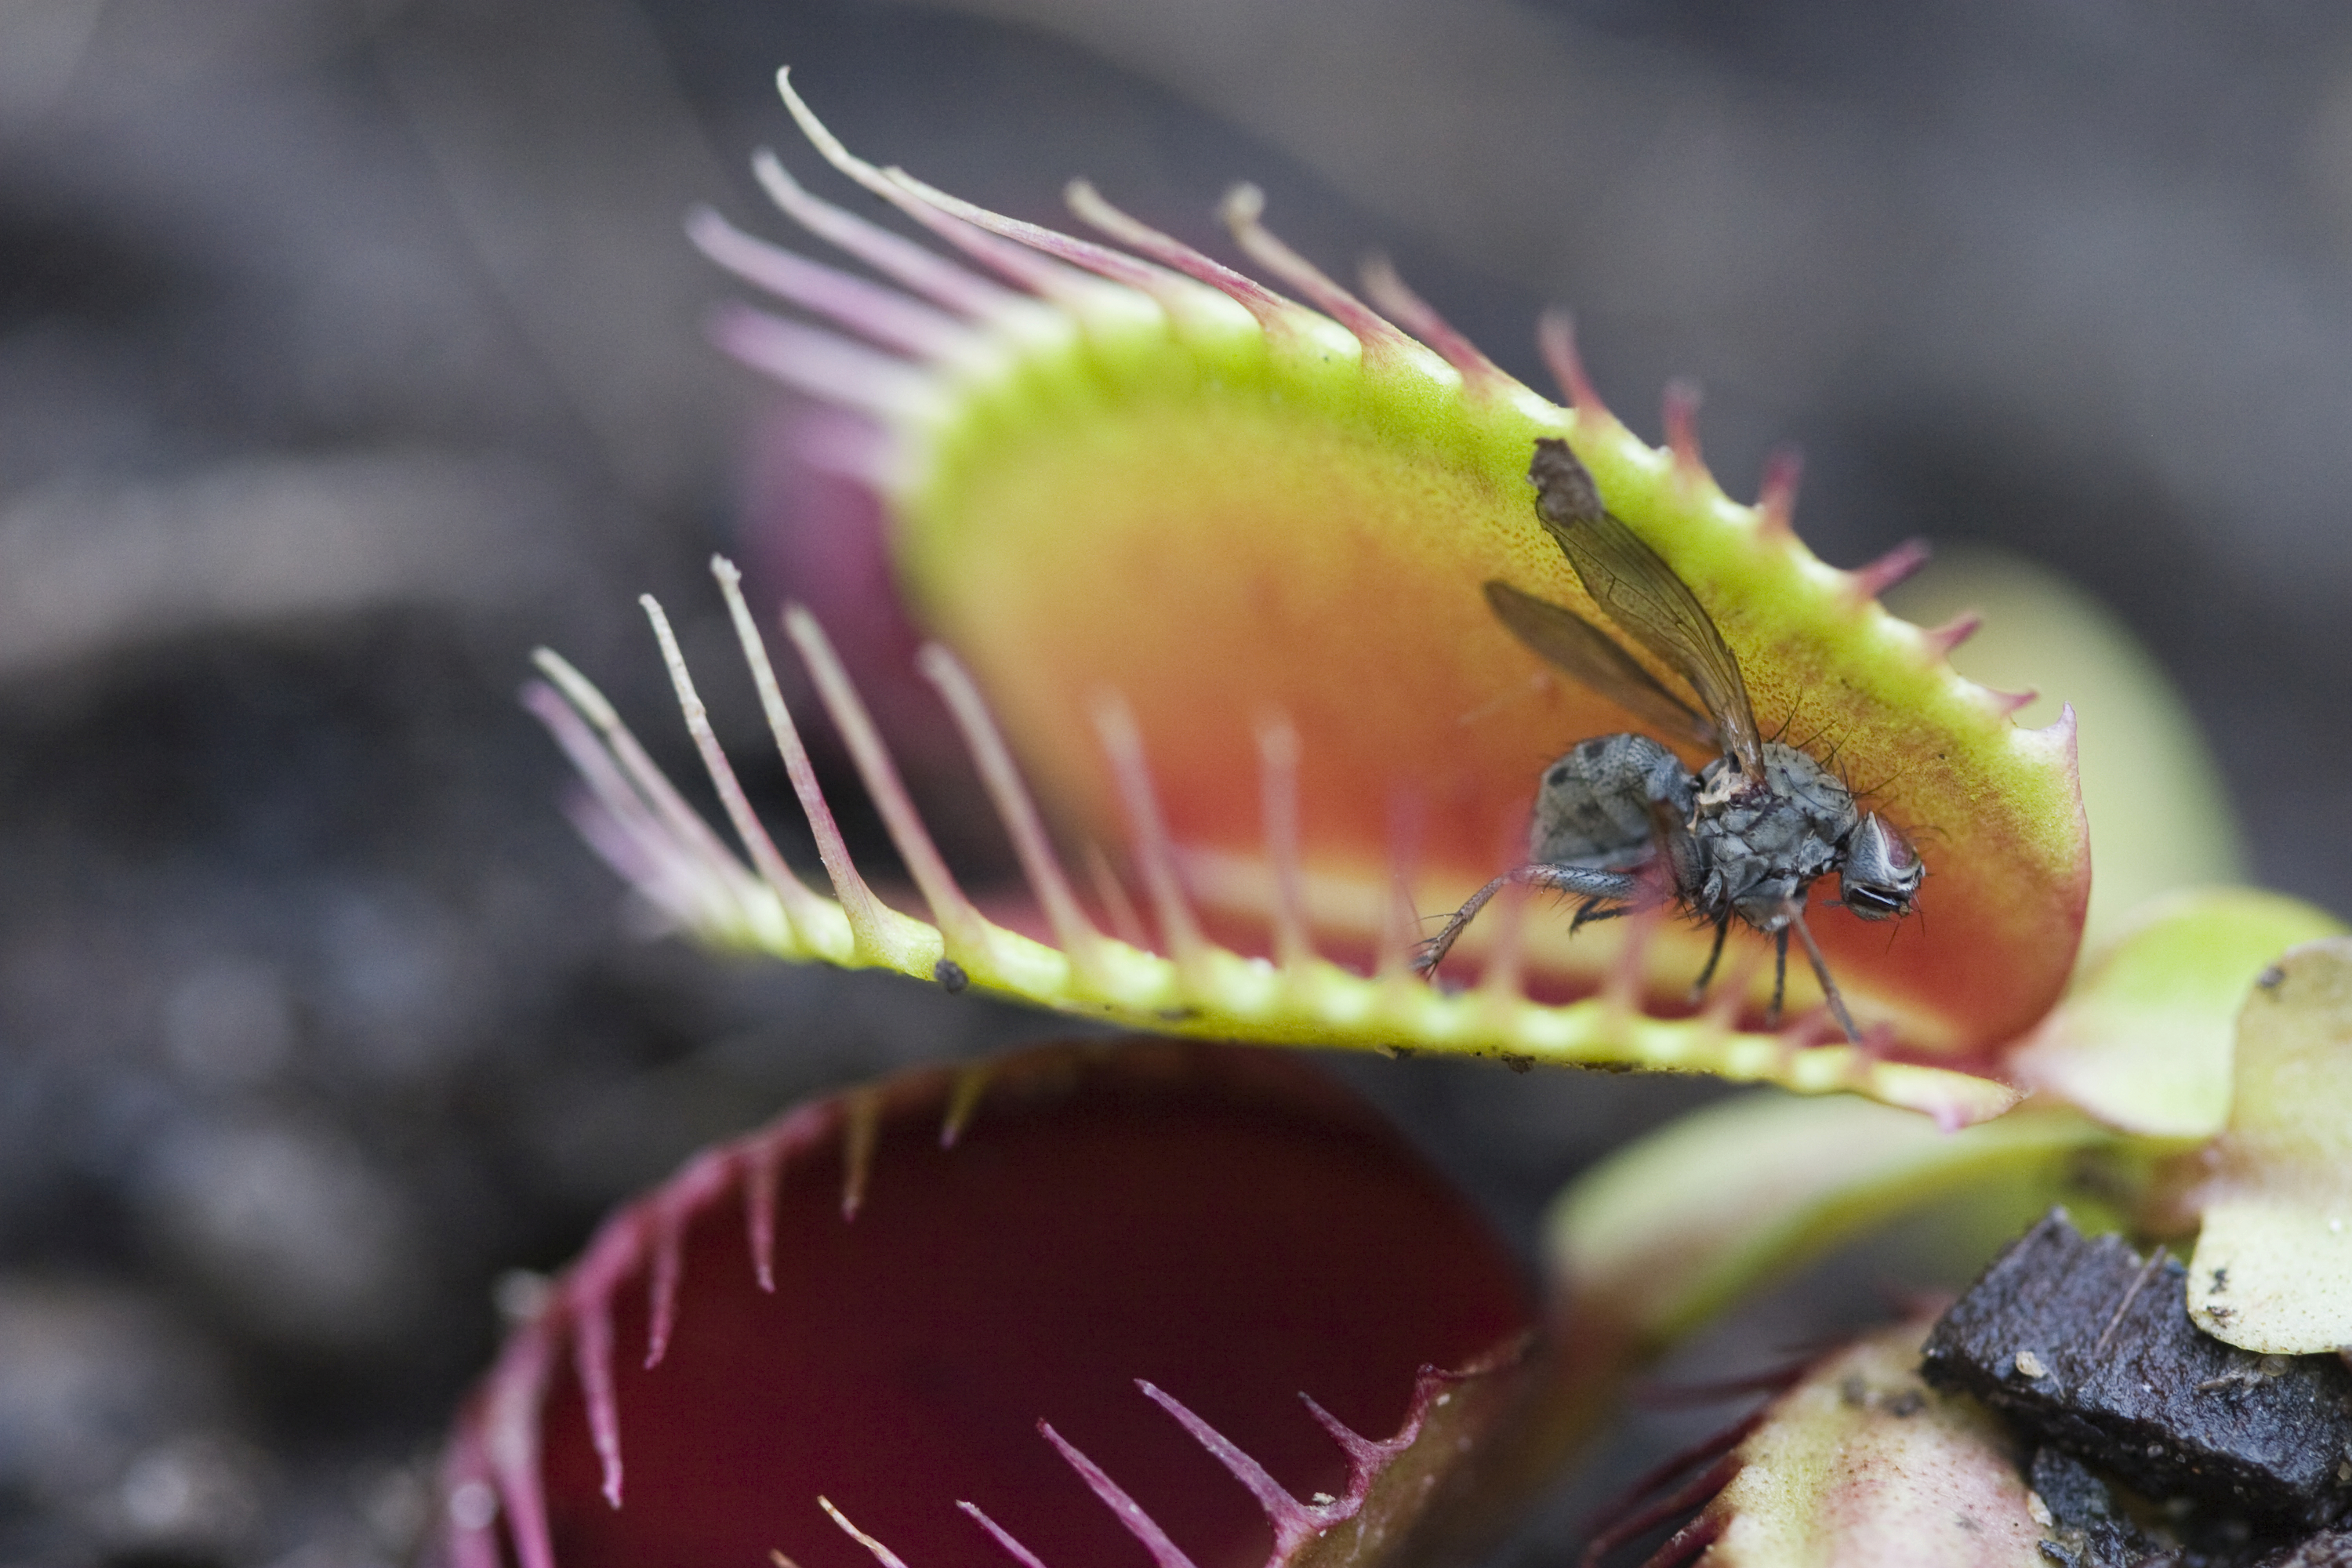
1921,1210,2352,1527
2258,1530,2352,1567
2027,1446,2163,1568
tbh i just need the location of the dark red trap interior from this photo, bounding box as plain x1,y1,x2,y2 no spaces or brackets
530,1044,1532,1568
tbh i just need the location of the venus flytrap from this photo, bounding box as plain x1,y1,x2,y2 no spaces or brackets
461,69,2352,1568
530,74,2104,1128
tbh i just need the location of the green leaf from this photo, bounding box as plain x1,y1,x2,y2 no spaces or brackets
2187,937,2352,1354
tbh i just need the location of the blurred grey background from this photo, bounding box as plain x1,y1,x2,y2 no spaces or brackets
4,1,2351,1563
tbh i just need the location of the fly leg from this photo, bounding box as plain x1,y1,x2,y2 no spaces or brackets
1787,905,1864,1044
1414,863,1647,978
1766,927,1789,1028
1570,898,1629,933
1686,913,1731,1004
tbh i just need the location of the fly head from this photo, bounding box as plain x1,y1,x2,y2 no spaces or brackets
1838,812,1925,921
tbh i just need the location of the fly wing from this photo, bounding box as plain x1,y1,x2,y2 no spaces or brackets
1483,580,1719,751
1527,438,1762,771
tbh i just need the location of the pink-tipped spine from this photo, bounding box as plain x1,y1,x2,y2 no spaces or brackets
637,595,822,947
1301,1388,1407,1479
1987,687,2040,717
640,1146,731,1369
710,557,891,956
1599,886,1669,1014
818,1497,915,1568
1037,1423,1202,1568
956,1501,1055,1568
874,169,1141,310
1137,1381,1319,1553
1538,309,1614,425
521,680,734,930
840,1088,880,1221
746,1136,782,1293
884,169,1218,324
529,651,765,918
1849,537,1931,601
1638,1510,1726,1568
1221,184,1426,368
919,642,1109,971
1579,1452,1741,1566
1755,446,1803,535
1375,794,1426,982
1924,612,1983,656
752,149,1016,321
571,1281,624,1509
644,1207,684,1371
783,604,989,956
1091,693,1209,971
777,71,1112,311
710,304,937,421
1065,180,1308,339
938,1061,993,1150
1083,842,1154,954
1662,379,1705,488
484,1328,558,1568
689,205,975,360
1254,714,1315,971
1359,255,1514,395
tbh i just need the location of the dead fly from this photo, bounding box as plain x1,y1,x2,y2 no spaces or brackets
1414,438,1924,1042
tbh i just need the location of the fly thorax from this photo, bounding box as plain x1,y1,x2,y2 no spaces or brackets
1759,743,1858,832
1692,757,1751,815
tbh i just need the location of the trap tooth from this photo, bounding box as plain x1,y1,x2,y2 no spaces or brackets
938,1060,994,1149
884,165,1232,343
1636,1512,1724,1568
1064,177,1309,343
1359,255,1517,397
710,305,941,422
1038,1421,1199,1568
782,602,988,958
642,1219,683,1372
749,147,1016,321
1922,611,1984,657
779,70,1111,313
1581,1449,1743,1566
917,640,1115,982
839,1087,880,1221
1662,379,1707,491
2010,702,2083,778
1218,183,1444,381
1137,1379,1323,1554
1987,686,2039,717
1252,714,1316,971
1754,446,1803,535
744,1138,782,1293
956,1501,1044,1568
1538,308,1618,429
688,205,974,364
1093,693,1210,977
572,1277,622,1507
1848,538,1932,601
816,1499,909,1567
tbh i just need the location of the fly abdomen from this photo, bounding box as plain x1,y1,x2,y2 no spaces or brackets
1529,732,1696,869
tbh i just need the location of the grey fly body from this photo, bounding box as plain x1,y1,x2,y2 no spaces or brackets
1414,438,1924,1043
